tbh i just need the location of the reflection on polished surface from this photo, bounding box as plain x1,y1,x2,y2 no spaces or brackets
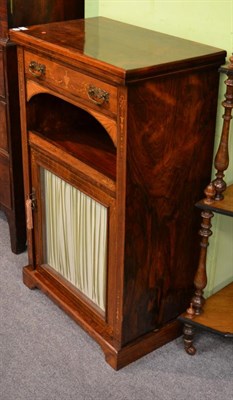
12,17,224,73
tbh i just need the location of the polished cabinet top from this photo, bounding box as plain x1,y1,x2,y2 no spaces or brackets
10,17,225,82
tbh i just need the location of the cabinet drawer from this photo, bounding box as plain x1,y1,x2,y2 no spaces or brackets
0,155,11,209
0,49,5,97
24,51,117,115
0,100,8,151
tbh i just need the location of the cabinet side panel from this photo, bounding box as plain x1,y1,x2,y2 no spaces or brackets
5,44,25,205
0,48,5,96
0,100,8,151
0,1,8,37
0,155,11,208
122,66,221,344
8,0,84,28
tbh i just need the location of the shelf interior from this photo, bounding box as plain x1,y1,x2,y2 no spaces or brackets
27,93,116,181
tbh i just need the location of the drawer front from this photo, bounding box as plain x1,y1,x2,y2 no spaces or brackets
24,51,118,115
0,100,8,152
0,49,5,97
0,155,11,209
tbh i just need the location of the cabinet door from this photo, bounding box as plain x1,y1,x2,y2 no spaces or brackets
29,142,117,324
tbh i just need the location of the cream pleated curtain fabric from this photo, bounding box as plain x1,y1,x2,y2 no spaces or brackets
43,169,107,311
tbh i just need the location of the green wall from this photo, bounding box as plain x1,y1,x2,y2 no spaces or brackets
85,0,233,296
85,0,99,17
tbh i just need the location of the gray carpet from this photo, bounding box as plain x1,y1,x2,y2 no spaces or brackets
0,210,232,400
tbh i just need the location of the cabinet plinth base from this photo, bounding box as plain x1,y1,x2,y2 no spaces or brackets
23,265,181,370
107,322,181,370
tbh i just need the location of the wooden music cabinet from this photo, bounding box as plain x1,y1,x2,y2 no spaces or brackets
0,0,84,253
10,18,226,369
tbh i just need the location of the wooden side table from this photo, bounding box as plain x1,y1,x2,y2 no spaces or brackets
179,56,233,355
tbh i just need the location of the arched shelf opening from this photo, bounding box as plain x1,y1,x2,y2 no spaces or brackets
27,93,117,181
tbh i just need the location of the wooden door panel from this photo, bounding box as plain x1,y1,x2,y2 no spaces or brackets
29,144,117,331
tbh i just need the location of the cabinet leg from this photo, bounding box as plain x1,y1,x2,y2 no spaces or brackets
4,209,26,254
183,323,196,355
191,208,214,315
23,266,37,289
8,221,26,254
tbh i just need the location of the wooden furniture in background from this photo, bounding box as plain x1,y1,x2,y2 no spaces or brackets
179,56,233,355
0,0,84,253
10,17,226,369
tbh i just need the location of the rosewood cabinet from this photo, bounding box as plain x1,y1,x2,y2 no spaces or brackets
10,17,226,369
0,0,84,253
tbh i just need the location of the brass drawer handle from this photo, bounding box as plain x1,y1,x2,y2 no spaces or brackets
29,61,46,78
87,85,109,105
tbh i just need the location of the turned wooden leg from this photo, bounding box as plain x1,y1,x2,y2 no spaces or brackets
183,322,196,355
191,208,214,315
212,60,233,200
182,56,233,356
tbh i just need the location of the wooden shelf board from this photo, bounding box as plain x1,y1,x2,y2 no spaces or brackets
29,130,116,198
179,282,233,336
196,183,233,216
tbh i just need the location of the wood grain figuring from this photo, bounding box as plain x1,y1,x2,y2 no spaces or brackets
122,68,221,343
11,17,226,368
